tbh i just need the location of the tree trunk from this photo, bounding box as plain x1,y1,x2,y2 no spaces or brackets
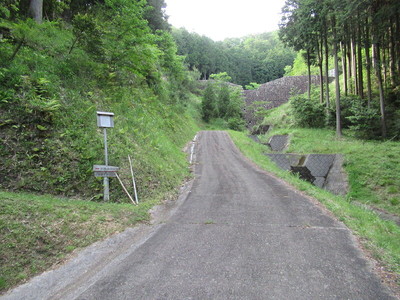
347,40,353,93
340,42,348,96
324,33,330,107
373,42,387,138
365,18,372,106
306,49,311,100
357,23,364,99
318,38,324,103
29,0,43,24
333,23,342,138
395,14,400,84
351,37,358,95
389,21,397,87
382,43,388,88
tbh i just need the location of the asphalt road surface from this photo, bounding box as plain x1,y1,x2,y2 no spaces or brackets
3,131,396,299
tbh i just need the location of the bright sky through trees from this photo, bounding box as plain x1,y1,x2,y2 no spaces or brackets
164,0,287,41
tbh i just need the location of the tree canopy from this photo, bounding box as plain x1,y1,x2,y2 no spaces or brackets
279,0,400,138
172,28,296,87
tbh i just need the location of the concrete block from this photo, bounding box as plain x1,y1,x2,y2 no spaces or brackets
268,135,289,152
304,154,335,177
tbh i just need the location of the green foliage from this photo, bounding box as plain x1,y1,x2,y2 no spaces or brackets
260,102,294,129
227,117,245,131
172,28,296,86
288,91,386,140
210,72,231,82
340,96,380,138
70,13,103,56
279,0,400,139
217,84,231,117
143,0,170,31
244,82,260,90
284,51,321,76
0,0,200,201
289,95,325,128
201,83,217,122
200,80,244,130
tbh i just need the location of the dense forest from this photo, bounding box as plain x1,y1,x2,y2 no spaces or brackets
0,0,201,199
172,29,296,87
279,0,400,139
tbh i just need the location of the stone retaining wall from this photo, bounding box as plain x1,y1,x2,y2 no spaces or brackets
243,76,330,128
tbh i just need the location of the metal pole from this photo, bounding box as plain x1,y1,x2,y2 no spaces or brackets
104,128,108,165
103,128,110,201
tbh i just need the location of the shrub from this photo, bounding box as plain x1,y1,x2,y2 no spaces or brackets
201,83,217,122
345,98,380,139
201,81,245,129
324,95,374,130
227,117,246,131
289,95,325,128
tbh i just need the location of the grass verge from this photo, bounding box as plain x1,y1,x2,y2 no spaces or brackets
228,130,400,283
0,190,164,293
259,103,400,216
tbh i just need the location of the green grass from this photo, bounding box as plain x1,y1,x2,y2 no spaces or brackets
0,19,201,202
228,130,400,280
0,190,162,293
259,103,400,216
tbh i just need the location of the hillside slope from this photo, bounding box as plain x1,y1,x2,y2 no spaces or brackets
0,1,200,201
0,1,201,292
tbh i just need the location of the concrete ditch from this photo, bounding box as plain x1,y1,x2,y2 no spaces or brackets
248,133,348,196
266,153,348,195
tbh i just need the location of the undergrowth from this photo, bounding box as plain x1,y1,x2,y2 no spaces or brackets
0,18,201,202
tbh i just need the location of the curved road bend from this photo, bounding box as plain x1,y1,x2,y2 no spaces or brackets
3,131,396,299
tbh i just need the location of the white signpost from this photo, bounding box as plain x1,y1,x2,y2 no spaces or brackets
93,165,119,178
96,111,115,201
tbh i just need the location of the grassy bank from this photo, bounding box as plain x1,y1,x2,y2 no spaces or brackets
228,125,400,281
259,103,400,216
1,102,199,294
0,190,162,292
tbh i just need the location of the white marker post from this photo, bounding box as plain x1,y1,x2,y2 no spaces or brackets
96,111,115,201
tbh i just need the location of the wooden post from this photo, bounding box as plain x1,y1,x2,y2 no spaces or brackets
115,173,136,205
128,155,139,204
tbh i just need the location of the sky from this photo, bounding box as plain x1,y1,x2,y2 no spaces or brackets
164,0,287,41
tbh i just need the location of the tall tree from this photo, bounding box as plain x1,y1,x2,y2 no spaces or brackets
29,0,43,23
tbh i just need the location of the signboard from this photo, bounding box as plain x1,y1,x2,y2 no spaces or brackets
93,165,119,177
94,171,117,178
96,111,114,128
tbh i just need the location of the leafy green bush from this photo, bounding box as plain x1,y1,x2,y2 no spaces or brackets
325,96,354,129
346,100,380,139
201,80,245,127
385,90,400,140
289,95,325,128
201,83,217,122
227,117,246,131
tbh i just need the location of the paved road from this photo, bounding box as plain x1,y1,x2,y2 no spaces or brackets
3,131,396,299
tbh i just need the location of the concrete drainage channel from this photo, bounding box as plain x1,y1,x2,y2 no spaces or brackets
249,132,348,196
266,153,348,195
249,130,400,225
